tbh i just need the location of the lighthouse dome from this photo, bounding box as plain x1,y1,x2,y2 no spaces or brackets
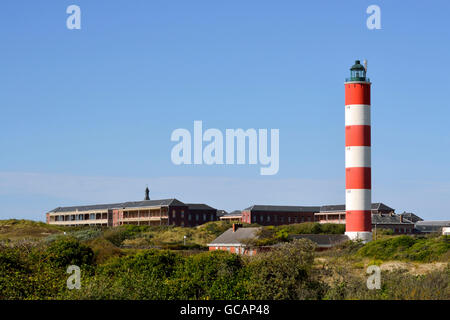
348,60,367,81
350,60,365,71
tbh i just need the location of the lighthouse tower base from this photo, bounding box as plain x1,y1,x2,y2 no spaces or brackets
345,231,372,243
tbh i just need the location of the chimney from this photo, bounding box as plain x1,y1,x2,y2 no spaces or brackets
144,186,150,200
232,223,242,232
400,215,403,223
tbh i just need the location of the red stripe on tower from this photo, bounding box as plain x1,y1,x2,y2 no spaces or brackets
344,60,372,243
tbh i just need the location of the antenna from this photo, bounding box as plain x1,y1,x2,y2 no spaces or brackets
364,59,368,73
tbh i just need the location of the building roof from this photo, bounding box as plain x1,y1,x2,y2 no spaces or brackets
372,214,413,225
415,221,450,227
320,204,345,212
216,210,228,217
244,205,320,213
186,203,216,210
399,212,423,223
123,199,187,208
289,234,349,247
372,203,395,212
208,227,260,246
320,203,395,213
48,198,188,213
414,221,450,233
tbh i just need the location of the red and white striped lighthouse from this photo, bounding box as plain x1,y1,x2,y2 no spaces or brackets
344,60,372,243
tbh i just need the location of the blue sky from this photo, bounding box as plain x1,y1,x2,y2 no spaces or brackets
0,0,449,221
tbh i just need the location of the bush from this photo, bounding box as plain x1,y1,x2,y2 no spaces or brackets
245,239,326,299
45,237,94,268
87,238,122,264
172,250,247,299
63,250,184,300
0,244,67,299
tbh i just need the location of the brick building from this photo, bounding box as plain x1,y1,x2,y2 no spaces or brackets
241,205,320,226
316,202,416,234
46,198,217,227
315,203,395,224
372,213,415,234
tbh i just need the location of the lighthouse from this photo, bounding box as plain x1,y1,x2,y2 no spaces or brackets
344,60,372,243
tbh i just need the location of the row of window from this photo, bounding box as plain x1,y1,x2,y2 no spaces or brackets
251,215,312,223
54,213,102,221
172,210,215,222
393,227,410,233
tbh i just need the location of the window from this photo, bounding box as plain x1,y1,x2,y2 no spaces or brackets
195,214,199,221
267,215,271,222
181,210,184,218
203,213,206,221
172,210,176,218
252,216,256,222
188,214,192,221
211,214,214,221
288,217,291,223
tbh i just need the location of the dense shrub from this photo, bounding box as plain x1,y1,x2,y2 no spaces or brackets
245,239,326,299
88,238,122,264
45,237,94,268
0,244,67,299
357,235,450,262
172,250,247,299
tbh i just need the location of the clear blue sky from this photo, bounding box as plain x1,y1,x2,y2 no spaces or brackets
0,0,449,220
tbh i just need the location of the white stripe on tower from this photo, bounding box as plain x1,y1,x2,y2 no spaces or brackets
345,146,371,167
345,104,371,126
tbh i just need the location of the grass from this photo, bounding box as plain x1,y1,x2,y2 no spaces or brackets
357,234,450,262
0,219,63,241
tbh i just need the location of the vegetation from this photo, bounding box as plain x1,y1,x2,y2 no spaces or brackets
0,219,448,300
245,222,345,246
357,235,450,262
